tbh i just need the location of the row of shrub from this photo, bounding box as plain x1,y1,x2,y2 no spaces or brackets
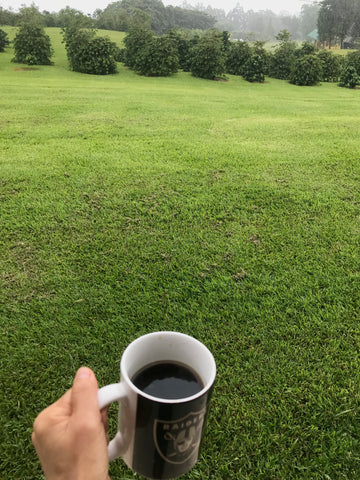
2,23,360,89
122,27,360,88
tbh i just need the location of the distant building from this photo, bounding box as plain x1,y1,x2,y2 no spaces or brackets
307,29,318,42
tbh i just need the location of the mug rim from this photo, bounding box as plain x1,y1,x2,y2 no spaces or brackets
120,331,216,404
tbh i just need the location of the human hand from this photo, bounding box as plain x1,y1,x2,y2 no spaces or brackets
32,367,110,480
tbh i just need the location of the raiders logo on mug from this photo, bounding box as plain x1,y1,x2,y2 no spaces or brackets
98,332,216,480
154,409,206,465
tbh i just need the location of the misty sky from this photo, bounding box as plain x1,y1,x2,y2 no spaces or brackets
2,0,306,15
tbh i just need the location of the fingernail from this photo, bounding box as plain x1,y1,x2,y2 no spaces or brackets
76,367,92,379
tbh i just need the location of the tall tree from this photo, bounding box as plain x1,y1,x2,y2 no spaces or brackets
118,0,169,33
350,3,360,38
318,0,356,47
299,2,321,39
94,3,130,31
318,0,337,45
16,5,44,25
57,6,93,28
165,6,215,30
0,7,17,26
334,0,356,47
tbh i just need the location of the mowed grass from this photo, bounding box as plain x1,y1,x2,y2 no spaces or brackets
1,28,360,480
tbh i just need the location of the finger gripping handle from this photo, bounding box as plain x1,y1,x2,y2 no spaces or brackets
98,383,128,461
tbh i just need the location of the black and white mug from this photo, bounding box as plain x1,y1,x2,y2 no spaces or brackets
98,331,216,480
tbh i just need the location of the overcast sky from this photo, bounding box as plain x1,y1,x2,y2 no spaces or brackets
2,0,306,16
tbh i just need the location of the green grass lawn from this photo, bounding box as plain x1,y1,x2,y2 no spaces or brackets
1,28,360,480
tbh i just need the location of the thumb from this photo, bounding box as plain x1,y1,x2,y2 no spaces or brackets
71,367,99,417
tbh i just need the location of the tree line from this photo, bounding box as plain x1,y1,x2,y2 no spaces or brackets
186,2,320,41
0,0,215,33
182,1,360,47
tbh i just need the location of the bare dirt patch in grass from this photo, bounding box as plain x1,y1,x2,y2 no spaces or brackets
13,67,39,71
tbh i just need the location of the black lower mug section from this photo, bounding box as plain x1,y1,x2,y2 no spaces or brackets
131,390,213,479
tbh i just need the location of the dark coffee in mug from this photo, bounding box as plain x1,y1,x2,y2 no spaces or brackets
132,361,204,400
98,332,216,480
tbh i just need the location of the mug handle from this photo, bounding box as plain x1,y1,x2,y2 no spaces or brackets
98,383,128,461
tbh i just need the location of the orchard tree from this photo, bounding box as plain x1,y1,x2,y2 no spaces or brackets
12,22,53,65
295,41,317,57
338,64,360,88
166,29,200,72
346,50,360,75
0,28,10,52
226,40,251,76
317,49,342,81
63,26,117,75
253,41,269,75
219,30,231,56
190,30,225,80
134,35,178,76
123,12,154,70
289,54,322,86
123,14,178,77
242,53,266,83
268,29,296,80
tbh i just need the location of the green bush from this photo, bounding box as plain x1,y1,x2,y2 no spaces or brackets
12,23,53,65
63,26,94,61
77,37,117,75
0,28,10,52
295,41,317,57
269,45,296,80
63,28,117,75
242,53,266,83
174,36,193,72
317,50,342,82
134,35,179,77
345,50,360,75
123,24,154,70
112,45,125,63
226,41,251,76
338,64,360,88
268,30,296,80
190,32,225,80
124,26,178,77
289,54,322,86
179,35,200,72
167,29,200,72
252,41,269,76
